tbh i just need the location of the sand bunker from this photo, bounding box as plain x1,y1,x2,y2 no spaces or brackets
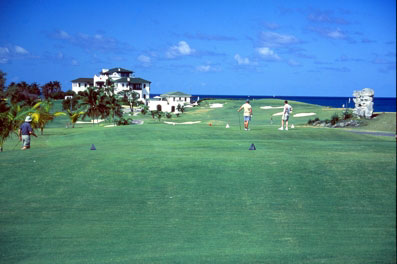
104,124,117,127
272,112,284,116
76,119,104,124
293,113,316,117
164,121,202,125
260,106,284,109
131,120,144,125
272,112,317,117
210,103,224,108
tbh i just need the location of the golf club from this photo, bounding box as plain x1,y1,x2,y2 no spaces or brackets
12,139,21,151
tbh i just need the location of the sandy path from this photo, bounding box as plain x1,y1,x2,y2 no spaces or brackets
272,112,317,117
76,119,104,124
164,121,202,125
293,113,316,117
260,106,284,109
272,112,284,116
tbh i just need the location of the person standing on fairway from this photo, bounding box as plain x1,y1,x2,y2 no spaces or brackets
19,116,37,150
279,100,293,131
238,100,252,131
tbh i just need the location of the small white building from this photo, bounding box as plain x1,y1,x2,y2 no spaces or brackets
148,91,191,112
71,67,151,104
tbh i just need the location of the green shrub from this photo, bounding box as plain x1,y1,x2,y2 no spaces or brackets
116,117,131,126
331,113,340,125
342,109,353,120
307,117,320,125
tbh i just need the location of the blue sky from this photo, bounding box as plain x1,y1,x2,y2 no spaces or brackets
0,0,396,97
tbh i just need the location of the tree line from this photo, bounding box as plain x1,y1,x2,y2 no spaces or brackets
1,70,186,152
0,70,148,152
1,72,74,104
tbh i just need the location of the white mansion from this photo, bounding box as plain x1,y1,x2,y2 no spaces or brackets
71,67,151,103
71,67,192,113
149,91,192,112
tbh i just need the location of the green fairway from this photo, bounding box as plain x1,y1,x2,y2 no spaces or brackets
1,99,396,263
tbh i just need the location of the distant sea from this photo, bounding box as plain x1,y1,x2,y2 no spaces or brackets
152,94,396,112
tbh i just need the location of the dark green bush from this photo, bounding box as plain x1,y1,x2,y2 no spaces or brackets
307,117,320,125
331,113,340,125
342,109,353,120
116,117,131,126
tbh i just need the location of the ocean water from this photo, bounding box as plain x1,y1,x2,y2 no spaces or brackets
186,95,396,112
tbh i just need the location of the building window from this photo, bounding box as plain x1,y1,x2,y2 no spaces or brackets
185,97,187,101
78,83,81,87
173,97,175,101
179,97,181,101
143,94,146,99
144,84,146,88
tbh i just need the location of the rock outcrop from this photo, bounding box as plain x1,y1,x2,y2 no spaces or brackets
353,88,374,118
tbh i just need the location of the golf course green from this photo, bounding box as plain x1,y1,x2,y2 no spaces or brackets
0,99,396,263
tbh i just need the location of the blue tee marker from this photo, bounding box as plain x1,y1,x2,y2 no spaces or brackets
249,143,256,150
90,144,96,150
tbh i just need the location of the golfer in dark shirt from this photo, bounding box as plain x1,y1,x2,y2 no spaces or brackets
19,116,37,150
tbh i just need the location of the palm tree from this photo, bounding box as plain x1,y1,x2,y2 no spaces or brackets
79,87,101,125
30,101,65,135
0,102,34,152
141,105,149,115
103,85,122,125
66,109,85,128
0,101,13,152
118,89,141,113
156,111,164,122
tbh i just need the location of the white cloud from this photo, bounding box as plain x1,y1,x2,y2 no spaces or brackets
0,47,10,54
166,41,195,58
288,59,301,67
260,31,299,47
71,59,79,65
234,54,250,65
14,45,29,54
327,28,345,39
138,54,151,63
257,47,281,60
309,27,348,40
49,30,130,52
138,54,151,67
56,30,71,39
1,45,29,64
196,65,211,72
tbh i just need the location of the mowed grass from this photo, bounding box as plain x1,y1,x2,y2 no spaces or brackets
0,99,395,263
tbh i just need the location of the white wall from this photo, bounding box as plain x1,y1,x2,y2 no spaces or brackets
72,82,89,93
148,98,189,113
94,74,109,86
